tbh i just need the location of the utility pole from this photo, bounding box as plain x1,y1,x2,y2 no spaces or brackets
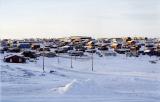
71,55,73,68
91,52,93,71
42,43,45,72
57,45,60,64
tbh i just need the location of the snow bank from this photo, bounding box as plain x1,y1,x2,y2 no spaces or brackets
57,79,105,95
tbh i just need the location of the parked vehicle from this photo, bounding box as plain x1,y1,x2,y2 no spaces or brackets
128,46,139,57
104,50,117,56
55,47,68,53
75,45,86,52
144,43,157,56
115,49,129,54
98,45,108,51
96,52,103,57
62,45,73,51
0,47,4,53
68,50,84,56
39,47,50,52
86,49,96,53
2,47,8,51
22,51,37,58
44,52,57,57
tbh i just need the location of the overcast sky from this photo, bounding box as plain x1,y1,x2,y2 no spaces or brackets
0,0,160,39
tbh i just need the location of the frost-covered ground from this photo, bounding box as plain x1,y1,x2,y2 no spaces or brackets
1,52,160,102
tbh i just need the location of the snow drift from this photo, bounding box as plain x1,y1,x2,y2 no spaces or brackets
57,79,108,95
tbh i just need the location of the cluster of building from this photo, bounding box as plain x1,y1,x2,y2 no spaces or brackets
1,36,160,63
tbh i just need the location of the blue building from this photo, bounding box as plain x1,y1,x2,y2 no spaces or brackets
18,43,31,49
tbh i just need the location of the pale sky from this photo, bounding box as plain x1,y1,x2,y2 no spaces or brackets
0,0,160,39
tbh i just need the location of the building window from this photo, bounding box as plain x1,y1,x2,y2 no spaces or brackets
19,58,22,62
10,59,12,62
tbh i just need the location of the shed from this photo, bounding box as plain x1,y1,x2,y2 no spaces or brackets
4,55,26,63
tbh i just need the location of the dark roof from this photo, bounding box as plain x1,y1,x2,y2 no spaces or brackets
4,54,25,59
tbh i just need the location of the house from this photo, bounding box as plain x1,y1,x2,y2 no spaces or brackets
127,40,136,46
155,43,160,56
70,36,92,41
109,38,124,44
31,44,40,50
144,42,155,55
58,37,71,43
70,36,92,44
1,39,9,47
4,54,26,63
86,41,95,49
98,44,108,50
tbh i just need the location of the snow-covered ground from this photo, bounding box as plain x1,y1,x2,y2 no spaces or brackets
1,52,160,102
